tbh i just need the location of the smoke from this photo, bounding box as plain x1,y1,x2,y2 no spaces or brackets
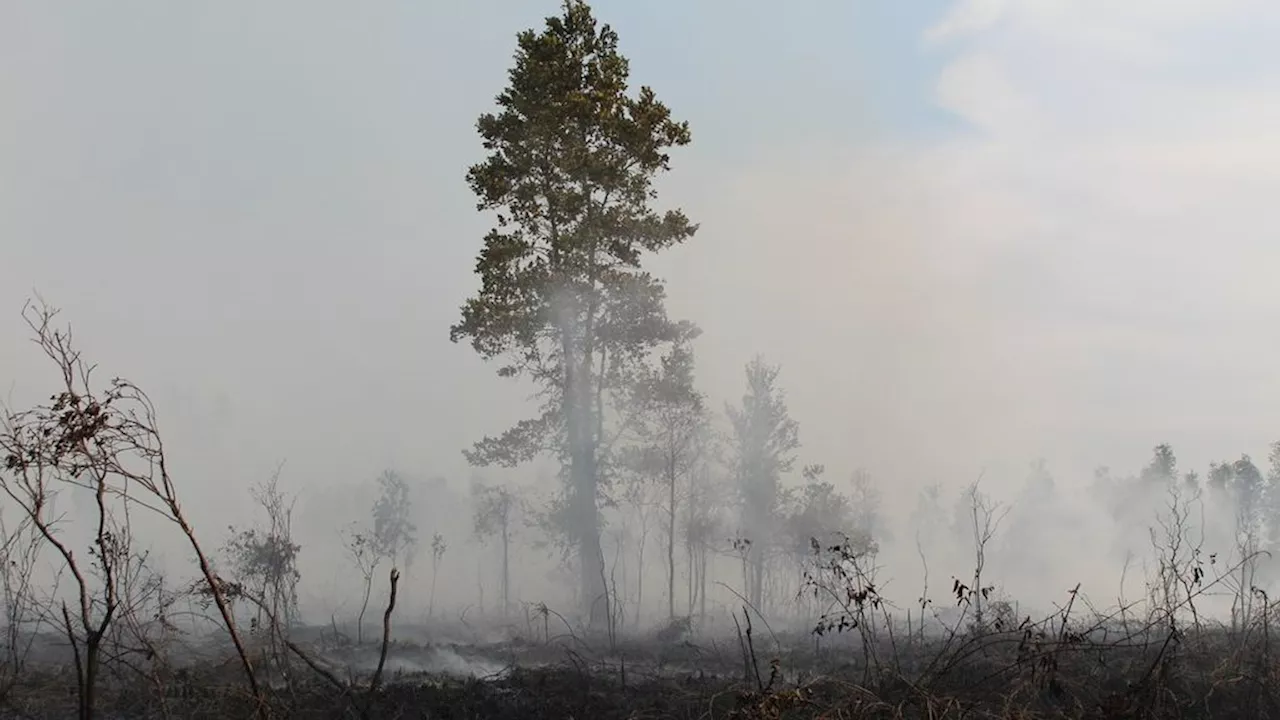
342,645,508,680
5,0,1280,656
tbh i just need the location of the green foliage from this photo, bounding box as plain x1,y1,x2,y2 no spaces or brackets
848,468,887,545
472,483,516,539
223,527,300,594
372,469,418,569
451,0,697,468
1141,444,1178,485
451,0,697,622
782,472,876,560
1208,459,1234,493
1207,454,1265,524
618,336,706,480
726,356,800,608
728,356,800,527
619,341,707,618
223,471,301,628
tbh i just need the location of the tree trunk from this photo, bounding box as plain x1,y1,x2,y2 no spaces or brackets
357,576,373,645
686,538,695,616
564,320,608,629
501,522,510,619
750,546,765,611
572,443,607,627
667,457,677,620
580,520,607,627
636,533,646,625
429,561,439,619
699,543,708,621
82,636,100,720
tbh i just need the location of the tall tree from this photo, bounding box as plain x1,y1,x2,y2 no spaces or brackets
726,356,800,610
617,468,663,624
452,0,697,626
1233,455,1265,526
1233,454,1266,625
625,339,706,619
1208,460,1235,496
683,432,721,621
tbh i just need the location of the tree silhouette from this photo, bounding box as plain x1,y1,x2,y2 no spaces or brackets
623,338,706,619
471,480,524,618
372,470,418,573
726,356,799,611
451,0,696,626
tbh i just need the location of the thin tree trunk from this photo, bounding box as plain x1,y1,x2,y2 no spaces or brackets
501,523,510,619
667,456,677,620
750,547,765,611
699,543,708,621
82,636,100,720
687,538,695,616
429,561,439,619
636,535,646,626
357,576,373,645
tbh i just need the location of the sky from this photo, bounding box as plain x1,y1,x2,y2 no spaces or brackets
4,0,1280,530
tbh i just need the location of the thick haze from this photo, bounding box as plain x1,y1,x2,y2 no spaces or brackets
4,0,1280,538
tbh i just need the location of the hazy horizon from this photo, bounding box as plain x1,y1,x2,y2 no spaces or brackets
5,1,1280,606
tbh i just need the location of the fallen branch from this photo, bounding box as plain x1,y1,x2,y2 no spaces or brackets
285,640,347,695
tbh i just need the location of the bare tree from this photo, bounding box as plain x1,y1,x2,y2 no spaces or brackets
0,300,261,716
0,514,46,703
1148,482,1206,633
340,522,381,644
956,478,1008,632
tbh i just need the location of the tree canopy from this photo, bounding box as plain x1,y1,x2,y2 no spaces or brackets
451,0,697,625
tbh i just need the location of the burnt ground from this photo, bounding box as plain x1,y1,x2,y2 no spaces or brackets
4,618,1280,719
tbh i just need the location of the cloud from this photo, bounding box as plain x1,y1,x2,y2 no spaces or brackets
924,0,1008,43
918,1,1280,469
666,0,1280,498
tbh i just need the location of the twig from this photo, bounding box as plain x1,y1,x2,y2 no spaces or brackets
715,581,780,652
743,607,763,692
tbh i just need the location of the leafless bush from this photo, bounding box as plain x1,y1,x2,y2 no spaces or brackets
340,522,381,645
0,299,262,717
0,514,45,703
803,533,887,682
